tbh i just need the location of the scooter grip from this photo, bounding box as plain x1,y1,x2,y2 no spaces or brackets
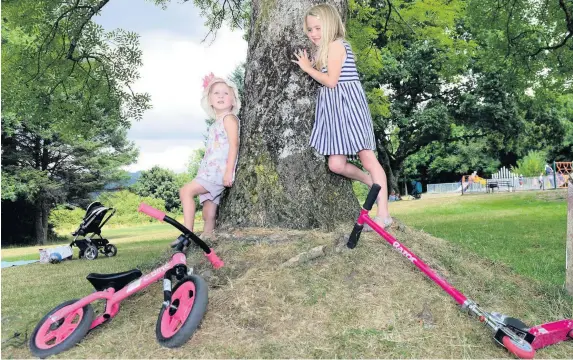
205,249,224,269
138,203,166,222
346,223,363,249
364,184,381,210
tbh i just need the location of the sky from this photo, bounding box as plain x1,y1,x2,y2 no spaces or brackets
95,0,248,173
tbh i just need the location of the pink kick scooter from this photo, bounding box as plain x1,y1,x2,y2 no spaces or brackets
29,203,224,358
347,184,573,359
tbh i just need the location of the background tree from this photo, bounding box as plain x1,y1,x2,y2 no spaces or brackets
17,0,573,238
347,0,572,189
512,151,547,177
131,166,182,212
1,1,148,245
228,62,246,101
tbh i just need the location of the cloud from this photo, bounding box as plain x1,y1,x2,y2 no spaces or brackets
125,25,248,173
123,139,205,174
95,0,206,42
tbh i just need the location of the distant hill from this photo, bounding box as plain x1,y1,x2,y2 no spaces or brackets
126,171,142,186
88,171,142,199
103,171,142,190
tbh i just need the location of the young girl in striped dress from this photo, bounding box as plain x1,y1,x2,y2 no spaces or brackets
292,3,392,229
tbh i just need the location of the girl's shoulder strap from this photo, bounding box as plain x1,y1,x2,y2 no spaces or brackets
339,38,352,50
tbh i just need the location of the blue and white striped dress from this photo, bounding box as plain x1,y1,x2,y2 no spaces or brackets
309,40,376,157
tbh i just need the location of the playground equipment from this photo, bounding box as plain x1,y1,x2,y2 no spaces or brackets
460,172,487,193
555,162,572,188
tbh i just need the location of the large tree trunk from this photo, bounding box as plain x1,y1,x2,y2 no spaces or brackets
218,0,358,230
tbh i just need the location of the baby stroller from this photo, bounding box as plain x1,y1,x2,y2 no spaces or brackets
70,202,117,260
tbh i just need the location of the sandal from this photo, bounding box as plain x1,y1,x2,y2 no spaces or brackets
363,216,393,232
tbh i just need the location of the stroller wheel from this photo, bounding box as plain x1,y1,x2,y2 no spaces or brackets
84,245,98,260
105,244,117,257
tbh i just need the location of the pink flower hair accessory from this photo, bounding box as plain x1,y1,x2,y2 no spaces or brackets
202,72,215,89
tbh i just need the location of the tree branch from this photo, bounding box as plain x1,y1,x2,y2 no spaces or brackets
65,0,111,60
505,0,518,57
529,0,572,56
383,0,392,34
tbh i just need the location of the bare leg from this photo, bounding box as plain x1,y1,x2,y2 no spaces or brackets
179,180,209,232
328,155,372,185
358,149,390,222
328,153,391,228
201,200,218,236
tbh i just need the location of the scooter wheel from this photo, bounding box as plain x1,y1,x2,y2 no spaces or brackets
502,335,535,359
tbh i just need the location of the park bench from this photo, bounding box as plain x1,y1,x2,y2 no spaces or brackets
486,179,514,193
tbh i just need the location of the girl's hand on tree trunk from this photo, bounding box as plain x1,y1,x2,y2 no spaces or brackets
223,171,234,187
291,49,312,73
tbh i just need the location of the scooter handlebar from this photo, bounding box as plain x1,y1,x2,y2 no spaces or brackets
364,184,381,211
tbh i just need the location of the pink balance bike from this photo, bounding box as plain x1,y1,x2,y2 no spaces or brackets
29,203,224,358
347,184,573,359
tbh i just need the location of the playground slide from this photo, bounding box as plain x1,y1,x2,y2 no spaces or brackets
474,175,486,185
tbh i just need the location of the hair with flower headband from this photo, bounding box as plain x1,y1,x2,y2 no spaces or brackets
202,72,216,90
200,73,242,119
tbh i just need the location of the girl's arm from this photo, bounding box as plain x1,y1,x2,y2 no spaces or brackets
292,40,345,88
223,114,239,187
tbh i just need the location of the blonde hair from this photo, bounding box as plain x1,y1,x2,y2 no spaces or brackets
303,4,345,70
200,77,241,119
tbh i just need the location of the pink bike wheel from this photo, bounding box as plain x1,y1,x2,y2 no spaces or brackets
30,299,94,358
156,275,208,348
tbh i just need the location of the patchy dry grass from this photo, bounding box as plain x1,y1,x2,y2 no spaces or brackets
2,222,571,358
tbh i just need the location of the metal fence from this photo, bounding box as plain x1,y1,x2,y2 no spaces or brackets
427,182,463,194
427,176,558,194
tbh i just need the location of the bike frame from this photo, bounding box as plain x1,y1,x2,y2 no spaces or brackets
43,203,223,332
44,252,188,331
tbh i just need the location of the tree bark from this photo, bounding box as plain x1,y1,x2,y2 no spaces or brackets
35,139,51,245
218,0,358,230
566,179,573,295
35,198,48,245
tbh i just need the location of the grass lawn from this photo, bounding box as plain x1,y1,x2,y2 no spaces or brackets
1,219,204,262
389,190,568,286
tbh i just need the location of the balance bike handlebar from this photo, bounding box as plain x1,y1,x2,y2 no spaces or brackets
138,203,224,269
